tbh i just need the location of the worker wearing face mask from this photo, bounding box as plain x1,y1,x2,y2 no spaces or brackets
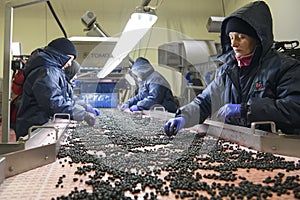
120,57,177,113
164,1,300,136
16,38,97,140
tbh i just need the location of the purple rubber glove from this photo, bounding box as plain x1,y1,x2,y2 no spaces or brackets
129,105,140,112
86,104,100,116
120,103,129,111
217,104,241,121
164,117,186,136
84,112,96,126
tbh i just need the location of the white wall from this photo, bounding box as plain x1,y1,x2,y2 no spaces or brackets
265,0,300,42
224,0,300,42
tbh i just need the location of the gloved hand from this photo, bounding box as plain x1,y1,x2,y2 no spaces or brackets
164,117,186,137
217,104,241,121
86,104,100,116
72,104,96,126
93,108,100,116
72,104,86,121
129,105,140,112
84,112,96,126
76,100,99,116
120,103,129,111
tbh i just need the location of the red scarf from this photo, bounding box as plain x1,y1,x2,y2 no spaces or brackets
235,53,254,67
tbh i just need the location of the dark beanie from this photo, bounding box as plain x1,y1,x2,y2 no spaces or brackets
225,17,258,40
65,60,81,81
48,37,78,59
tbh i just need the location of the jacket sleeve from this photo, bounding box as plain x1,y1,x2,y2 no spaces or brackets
176,86,212,128
135,82,167,110
175,67,226,128
32,68,73,116
126,94,140,107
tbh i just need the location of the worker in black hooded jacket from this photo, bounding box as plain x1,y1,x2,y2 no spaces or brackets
65,60,100,117
15,38,97,140
164,1,300,136
120,57,177,113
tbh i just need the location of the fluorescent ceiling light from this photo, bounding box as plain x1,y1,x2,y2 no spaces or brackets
97,7,158,78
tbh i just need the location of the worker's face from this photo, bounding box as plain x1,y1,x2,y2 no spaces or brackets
131,71,142,82
229,32,257,58
63,55,75,68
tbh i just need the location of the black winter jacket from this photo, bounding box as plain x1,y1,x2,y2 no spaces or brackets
176,1,300,134
15,47,77,139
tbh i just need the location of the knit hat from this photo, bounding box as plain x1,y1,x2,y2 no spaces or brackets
65,60,81,81
48,37,78,59
225,17,258,40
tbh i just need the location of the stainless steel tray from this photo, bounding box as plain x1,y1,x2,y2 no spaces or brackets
0,115,75,178
198,119,300,157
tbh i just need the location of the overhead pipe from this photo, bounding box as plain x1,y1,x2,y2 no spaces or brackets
141,0,151,7
46,1,68,38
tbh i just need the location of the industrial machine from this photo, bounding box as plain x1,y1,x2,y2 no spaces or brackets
68,36,132,108
274,40,300,60
158,40,220,103
68,6,155,107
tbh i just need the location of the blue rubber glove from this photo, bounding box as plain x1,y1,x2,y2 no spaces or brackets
93,108,100,116
120,103,129,111
217,104,241,121
129,105,139,112
164,117,186,136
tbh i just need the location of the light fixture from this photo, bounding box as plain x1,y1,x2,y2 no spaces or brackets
81,11,109,37
97,4,158,78
206,0,226,33
206,16,225,33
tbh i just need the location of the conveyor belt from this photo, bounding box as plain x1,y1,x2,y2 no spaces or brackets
0,109,299,199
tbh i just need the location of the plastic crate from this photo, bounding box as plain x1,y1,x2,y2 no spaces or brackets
79,81,116,93
79,93,118,108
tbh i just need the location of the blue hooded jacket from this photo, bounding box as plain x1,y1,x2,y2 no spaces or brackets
176,1,300,134
126,57,177,113
15,46,76,139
